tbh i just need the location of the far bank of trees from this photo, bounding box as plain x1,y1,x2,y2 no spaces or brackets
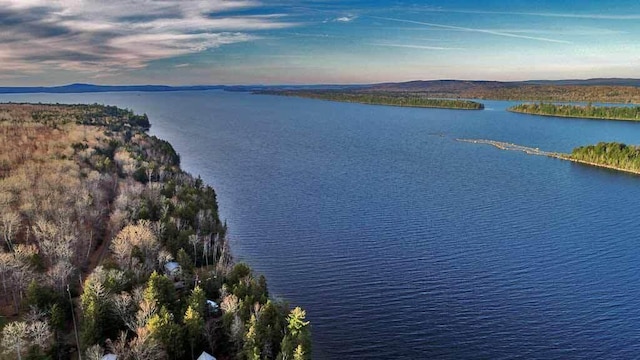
263,90,485,110
570,142,640,172
509,103,640,121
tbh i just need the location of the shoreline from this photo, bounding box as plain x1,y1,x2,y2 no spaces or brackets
508,108,640,122
0,103,309,360
258,91,485,110
558,156,640,175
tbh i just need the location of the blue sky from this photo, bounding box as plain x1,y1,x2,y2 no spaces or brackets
2,0,640,85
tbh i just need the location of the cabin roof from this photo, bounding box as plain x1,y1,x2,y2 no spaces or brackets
207,300,219,309
164,261,180,272
197,351,217,360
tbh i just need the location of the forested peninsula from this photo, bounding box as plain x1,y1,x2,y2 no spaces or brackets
459,138,640,176
0,104,310,360
261,90,484,110
508,103,640,121
568,142,640,174
359,79,640,104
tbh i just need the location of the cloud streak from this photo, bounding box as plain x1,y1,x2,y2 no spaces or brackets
369,16,572,44
334,15,357,22
0,0,296,76
427,8,640,21
369,43,461,50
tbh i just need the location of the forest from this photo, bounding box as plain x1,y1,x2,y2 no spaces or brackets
362,80,640,104
508,103,640,121
262,90,485,110
0,104,310,360
570,142,640,172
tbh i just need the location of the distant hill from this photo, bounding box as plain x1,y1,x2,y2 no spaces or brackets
0,83,363,94
0,83,221,94
522,78,640,87
364,78,640,91
3,79,640,103
356,78,640,103
365,80,517,92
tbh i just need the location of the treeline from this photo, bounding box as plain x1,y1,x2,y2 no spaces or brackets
570,142,640,172
466,85,640,104
0,104,309,360
509,103,640,121
263,90,484,110
364,83,640,104
4,103,151,130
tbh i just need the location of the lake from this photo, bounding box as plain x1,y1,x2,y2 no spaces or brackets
3,91,640,359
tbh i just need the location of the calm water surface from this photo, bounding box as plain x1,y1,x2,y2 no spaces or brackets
3,91,640,359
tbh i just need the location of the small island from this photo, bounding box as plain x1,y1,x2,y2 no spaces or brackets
508,102,640,121
261,90,485,110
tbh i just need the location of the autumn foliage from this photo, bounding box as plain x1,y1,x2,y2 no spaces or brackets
0,104,308,360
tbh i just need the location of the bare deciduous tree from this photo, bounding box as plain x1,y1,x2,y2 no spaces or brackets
1,319,52,360
1,321,29,360
1,210,20,251
29,320,52,351
85,344,105,360
47,260,75,293
111,222,160,277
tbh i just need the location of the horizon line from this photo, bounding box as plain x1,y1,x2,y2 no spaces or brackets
2,77,640,88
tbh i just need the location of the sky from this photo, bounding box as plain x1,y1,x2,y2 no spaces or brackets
2,0,640,85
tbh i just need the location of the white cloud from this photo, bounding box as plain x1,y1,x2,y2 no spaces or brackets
0,0,297,76
334,15,357,22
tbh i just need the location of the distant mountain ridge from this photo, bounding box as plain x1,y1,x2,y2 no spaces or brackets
0,83,225,94
365,78,640,91
354,78,640,103
522,78,640,86
1,79,640,98
0,83,362,94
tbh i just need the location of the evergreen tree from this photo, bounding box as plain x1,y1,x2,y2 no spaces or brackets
188,285,207,317
144,271,176,311
243,314,261,360
147,307,184,360
184,306,204,360
80,279,110,347
277,307,310,360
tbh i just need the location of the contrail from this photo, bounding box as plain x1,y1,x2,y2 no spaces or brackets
369,15,572,44
422,9,640,21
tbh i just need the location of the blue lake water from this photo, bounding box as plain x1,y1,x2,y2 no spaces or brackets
3,91,640,359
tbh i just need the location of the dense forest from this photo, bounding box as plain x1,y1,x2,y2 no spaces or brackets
570,142,640,173
466,85,640,103
262,90,484,110
508,103,640,121
363,81,640,104
0,104,310,360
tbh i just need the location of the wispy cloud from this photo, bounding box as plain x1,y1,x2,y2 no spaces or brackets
428,8,640,21
334,15,357,22
369,16,572,44
485,27,626,36
282,32,348,39
370,43,462,51
0,0,297,76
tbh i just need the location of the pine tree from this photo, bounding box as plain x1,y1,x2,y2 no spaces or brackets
184,305,205,360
